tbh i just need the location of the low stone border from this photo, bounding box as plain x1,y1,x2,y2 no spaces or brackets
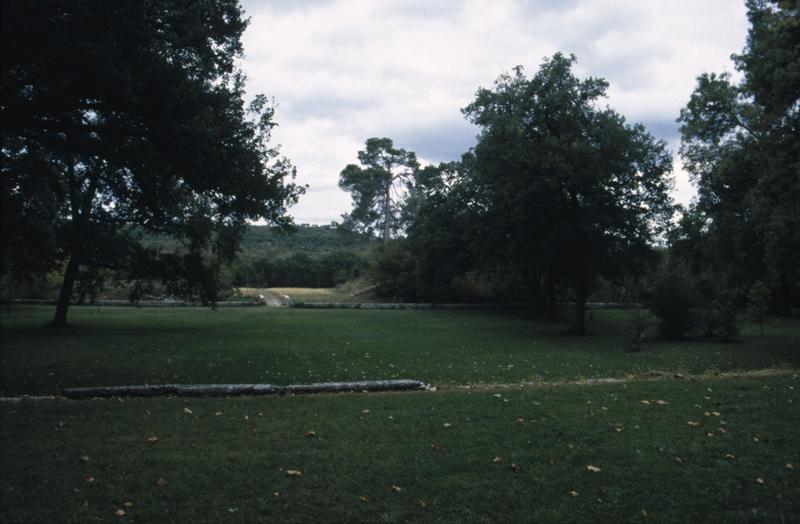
61,379,426,399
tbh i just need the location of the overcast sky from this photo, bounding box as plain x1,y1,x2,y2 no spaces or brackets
239,0,749,225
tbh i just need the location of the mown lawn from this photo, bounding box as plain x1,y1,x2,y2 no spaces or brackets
1,375,798,523
1,306,798,396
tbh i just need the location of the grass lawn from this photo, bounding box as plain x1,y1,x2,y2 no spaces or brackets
1,306,798,396
1,306,798,522
1,375,798,522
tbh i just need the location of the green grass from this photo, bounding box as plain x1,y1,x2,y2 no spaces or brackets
1,375,798,523
1,306,798,396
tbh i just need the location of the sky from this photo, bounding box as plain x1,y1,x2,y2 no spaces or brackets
239,0,749,225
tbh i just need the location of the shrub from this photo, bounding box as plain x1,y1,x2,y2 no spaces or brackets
648,264,698,340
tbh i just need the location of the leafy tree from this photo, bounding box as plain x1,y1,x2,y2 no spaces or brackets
678,0,800,312
0,1,303,325
338,138,419,242
462,54,674,333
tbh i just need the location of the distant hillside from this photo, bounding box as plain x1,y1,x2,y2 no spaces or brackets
240,224,375,254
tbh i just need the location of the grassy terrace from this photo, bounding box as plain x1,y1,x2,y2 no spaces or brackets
1,306,799,395
1,306,798,522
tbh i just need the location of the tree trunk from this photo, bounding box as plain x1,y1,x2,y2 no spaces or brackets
53,254,80,327
383,181,391,242
569,277,587,335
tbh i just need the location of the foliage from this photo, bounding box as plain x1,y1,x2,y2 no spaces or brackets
0,0,303,324
677,0,800,312
649,264,699,340
338,138,419,241
457,54,674,333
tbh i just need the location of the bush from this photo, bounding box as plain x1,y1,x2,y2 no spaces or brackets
648,264,698,340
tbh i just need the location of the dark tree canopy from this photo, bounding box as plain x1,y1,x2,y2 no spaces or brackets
338,137,419,242
459,54,674,333
677,0,799,311
1,0,303,324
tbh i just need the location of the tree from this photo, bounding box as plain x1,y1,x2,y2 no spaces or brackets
338,138,419,242
1,1,303,325
678,0,799,312
747,280,771,338
462,54,674,333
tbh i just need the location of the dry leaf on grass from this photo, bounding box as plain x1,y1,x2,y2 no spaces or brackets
115,509,126,517
493,456,503,464
391,485,402,492
84,475,95,482
417,499,427,508
303,431,317,438
146,436,159,444
286,470,302,477
79,455,90,463
786,463,794,470
756,477,765,484
359,496,369,502
586,465,602,473
655,400,668,405
442,422,452,428
687,421,699,427
640,400,651,405
361,409,370,415
569,490,579,497
431,443,440,452
183,408,193,415
725,454,735,460
510,463,521,472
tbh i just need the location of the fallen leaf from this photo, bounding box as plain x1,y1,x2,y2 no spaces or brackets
273,492,280,497
84,474,95,482
122,501,133,508
786,463,794,470
655,400,668,405
586,465,601,473
687,421,699,427
146,436,159,444
416,499,427,508
79,455,90,463
442,422,452,428
725,453,735,460
391,485,402,492
115,509,126,517
756,477,765,484
717,427,727,434
510,463,521,472
244,415,249,421
286,470,302,477
711,411,721,417
431,443,440,452
359,495,369,502
640,400,651,405
493,394,502,398
183,407,193,415
515,417,525,424
641,509,648,517
303,431,317,438
215,412,223,416
361,409,370,415
569,490,579,497
704,411,711,417
615,427,624,432
493,456,503,464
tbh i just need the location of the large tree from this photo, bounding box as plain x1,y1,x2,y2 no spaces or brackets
1,1,303,325
677,0,799,311
462,54,674,333
338,137,419,242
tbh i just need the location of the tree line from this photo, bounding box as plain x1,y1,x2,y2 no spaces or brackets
337,0,798,336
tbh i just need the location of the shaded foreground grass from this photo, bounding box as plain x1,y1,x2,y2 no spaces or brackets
1,306,799,396
1,375,798,523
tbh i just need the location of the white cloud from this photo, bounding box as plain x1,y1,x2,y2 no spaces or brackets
241,0,749,224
